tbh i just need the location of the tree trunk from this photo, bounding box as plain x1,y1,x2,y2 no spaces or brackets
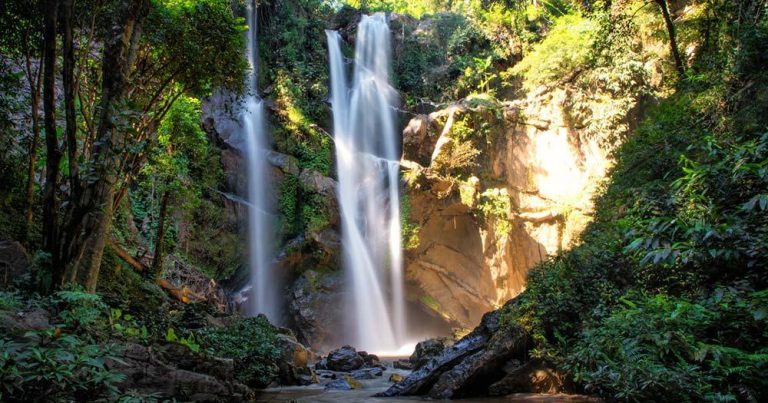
58,0,151,292
655,0,686,79
41,0,63,286
152,190,170,278
24,50,43,240
61,0,79,193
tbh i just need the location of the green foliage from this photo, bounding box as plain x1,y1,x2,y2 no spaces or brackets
400,192,420,250
568,291,768,402
0,330,124,402
165,327,200,352
197,316,280,388
499,2,768,400
0,291,22,311
52,286,109,331
147,0,247,94
278,174,300,237
477,188,511,235
511,13,597,91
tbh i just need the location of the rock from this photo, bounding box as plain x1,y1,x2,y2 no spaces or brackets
344,375,363,389
112,342,254,401
409,338,448,369
389,373,404,383
0,240,29,289
487,359,567,396
393,359,414,370
324,379,352,391
288,271,346,351
275,333,318,385
299,169,336,195
402,90,620,333
377,300,534,399
0,308,51,336
267,151,300,176
326,345,364,372
350,367,384,380
361,352,381,367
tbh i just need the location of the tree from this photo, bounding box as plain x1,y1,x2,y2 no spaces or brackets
56,0,246,291
654,0,685,78
0,0,44,240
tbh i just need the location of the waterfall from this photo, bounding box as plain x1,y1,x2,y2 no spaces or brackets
242,0,279,322
326,13,407,353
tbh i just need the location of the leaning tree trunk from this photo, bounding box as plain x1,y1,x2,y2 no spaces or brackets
655,0,686,79
41,0,63,287
59,0,151,292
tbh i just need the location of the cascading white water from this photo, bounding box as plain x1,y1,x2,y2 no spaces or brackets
242,0,279,322
326,13,407,353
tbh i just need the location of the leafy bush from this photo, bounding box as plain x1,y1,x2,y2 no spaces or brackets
196,316,280,388
511,13,597,91
0,329,124,402
568,291,768,402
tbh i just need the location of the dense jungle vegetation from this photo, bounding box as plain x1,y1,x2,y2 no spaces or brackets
0,0,766,401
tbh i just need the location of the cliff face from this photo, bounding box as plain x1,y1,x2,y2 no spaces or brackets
401,89,618,329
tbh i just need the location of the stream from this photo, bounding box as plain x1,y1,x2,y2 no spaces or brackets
255,363,600,403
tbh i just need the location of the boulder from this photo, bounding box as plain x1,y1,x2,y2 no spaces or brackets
409,338,448,369
377,299,535,399
274,333,318,385
112,343,253,402
389,373,404,383
0,240,29,289
324,379,352,391
350,367,384,380
393,359,414,370
0,308,51,335
326,345,364,372
288,270,346,351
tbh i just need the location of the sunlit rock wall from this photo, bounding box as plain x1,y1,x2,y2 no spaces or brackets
402,88,619,329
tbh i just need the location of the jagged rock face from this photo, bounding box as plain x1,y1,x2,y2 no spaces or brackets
402,90,616,329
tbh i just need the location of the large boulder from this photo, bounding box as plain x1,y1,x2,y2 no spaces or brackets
325,345,364,372
288,270,346,351
112,343,254,402
409,338,449,369
376,299,564,399
274,332,318,385
0,240,29,289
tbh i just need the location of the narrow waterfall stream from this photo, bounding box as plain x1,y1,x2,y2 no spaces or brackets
242,0,279,322
327,13,409,354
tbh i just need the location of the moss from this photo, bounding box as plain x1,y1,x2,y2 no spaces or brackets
476,187,511,235
278,174,300,237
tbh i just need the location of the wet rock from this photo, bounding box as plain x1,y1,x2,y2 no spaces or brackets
377,300,535,399
350,367,384,380
326,345,364,372
410,338,449,369
275,333,318,385
299,169,336,196
267,151,300,176
360,351,381,367
324,379,352,391
289,270,346,351
0,240,29,289
389,373,404,383
393,359,414,370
